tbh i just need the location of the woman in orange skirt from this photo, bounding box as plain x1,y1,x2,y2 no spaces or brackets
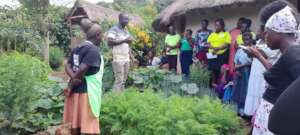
63,23,103,135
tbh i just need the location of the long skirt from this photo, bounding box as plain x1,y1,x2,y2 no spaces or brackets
244,58,267,116
180,50,193,76
252,99,274,135
63,93,100,134
232,67,250,111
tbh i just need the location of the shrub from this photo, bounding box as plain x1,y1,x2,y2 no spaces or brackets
49,46,64,70
102,62,114,91
19,81,65,134
0,52,51,134
190,64,210,88
101,45,115,91
101,89,246,135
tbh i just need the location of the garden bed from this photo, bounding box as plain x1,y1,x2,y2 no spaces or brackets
101,89,247,135
0,53,248,135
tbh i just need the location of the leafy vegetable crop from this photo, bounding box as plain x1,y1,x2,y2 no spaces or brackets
101,89,246,135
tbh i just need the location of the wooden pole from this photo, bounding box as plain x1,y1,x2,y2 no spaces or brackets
0,39,3,53
22,31,26,52
7,38,10,51
41,13,50,63
14,34,17,51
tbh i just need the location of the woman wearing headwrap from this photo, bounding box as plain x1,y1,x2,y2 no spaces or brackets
246,1,300,134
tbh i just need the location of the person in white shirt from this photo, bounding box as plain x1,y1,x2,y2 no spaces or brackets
107,13,136,92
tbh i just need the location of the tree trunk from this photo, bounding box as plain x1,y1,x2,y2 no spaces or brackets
7,39,10,51
41,14,49,63
0,39,3,53
43,31,49,64
14,36,17,51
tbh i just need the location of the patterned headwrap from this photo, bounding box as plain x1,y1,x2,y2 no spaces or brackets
265,6,299,34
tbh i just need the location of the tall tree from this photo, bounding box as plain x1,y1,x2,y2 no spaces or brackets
19,0,50,63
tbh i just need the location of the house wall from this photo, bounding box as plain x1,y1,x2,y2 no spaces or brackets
287,0,299,12
185,6,262,35
298,0,300,11
181,0,298,35
289,0,298,8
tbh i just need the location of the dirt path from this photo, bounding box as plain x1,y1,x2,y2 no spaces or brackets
51,71,69,82
51,59,69,82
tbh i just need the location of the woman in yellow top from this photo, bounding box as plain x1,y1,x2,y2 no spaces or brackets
207,18,231,87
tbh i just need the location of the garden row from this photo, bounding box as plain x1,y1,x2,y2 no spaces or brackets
0,53,247,135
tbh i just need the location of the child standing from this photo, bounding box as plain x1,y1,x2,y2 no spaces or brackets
232,32,254,116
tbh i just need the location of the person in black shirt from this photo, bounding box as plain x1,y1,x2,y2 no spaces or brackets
63,23,102,135
245,1,300,135
269,76,300,135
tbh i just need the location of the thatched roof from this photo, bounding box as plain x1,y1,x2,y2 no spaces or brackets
152,0,271,32
67,0,144,25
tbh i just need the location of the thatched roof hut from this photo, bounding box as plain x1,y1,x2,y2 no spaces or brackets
67,0,144,25
152,0,299,33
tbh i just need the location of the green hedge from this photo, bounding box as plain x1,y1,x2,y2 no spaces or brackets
101,89,246,135
0,52,52,134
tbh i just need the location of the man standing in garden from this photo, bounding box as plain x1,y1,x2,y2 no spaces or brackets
64,23,103,135
108,13,135,92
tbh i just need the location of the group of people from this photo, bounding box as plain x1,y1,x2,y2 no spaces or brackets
60,0,300,134
160,0,300,135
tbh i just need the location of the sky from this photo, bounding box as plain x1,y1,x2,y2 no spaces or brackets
0,0,114,8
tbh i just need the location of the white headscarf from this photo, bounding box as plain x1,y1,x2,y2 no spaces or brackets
265,6,299,34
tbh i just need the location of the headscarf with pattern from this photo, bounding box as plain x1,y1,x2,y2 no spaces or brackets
265,6,299,34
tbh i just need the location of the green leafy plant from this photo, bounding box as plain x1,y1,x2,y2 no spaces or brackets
101,89,246,135
102,58,114,92
190,64,211,88
127,68,167,90
49,46,64,70
0,52,51,134
127,67,213,97
4,82,65,135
